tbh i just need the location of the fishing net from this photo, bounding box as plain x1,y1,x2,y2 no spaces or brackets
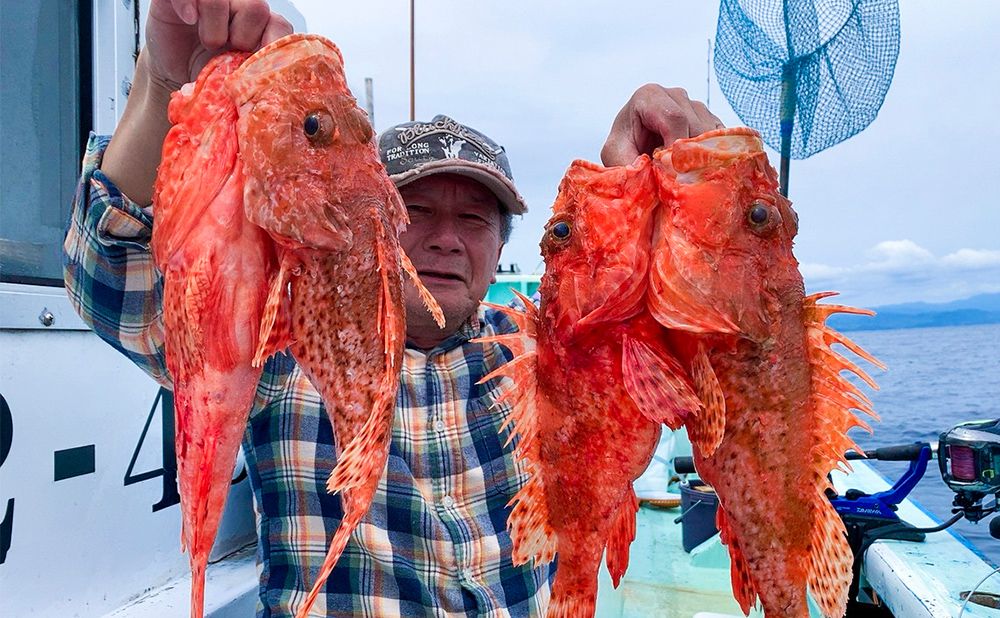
714,0,900,159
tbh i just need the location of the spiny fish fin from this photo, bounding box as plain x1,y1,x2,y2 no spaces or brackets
253,252,295,367
801,293,874,618
804,293,883,473
805,486,854,618
687,343,726,456
326,375,396,495
716,505,758,615
605,486,639,587
507,459,557,566
398,248,445,328
472,302,553,566
621,334,700,429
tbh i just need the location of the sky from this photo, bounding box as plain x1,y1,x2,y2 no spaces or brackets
276,0,1000,308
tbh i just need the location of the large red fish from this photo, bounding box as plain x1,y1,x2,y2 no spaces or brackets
478,157,701,616
649,128,882,618
152,51,278,618
226,34,443,618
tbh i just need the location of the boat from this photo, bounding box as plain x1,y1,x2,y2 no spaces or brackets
3,1,999,615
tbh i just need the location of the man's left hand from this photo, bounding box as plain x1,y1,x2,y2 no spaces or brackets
601,84,724,166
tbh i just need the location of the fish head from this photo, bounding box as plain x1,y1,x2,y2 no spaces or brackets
650,128,802,343
538,156,658,339
227,34,395,253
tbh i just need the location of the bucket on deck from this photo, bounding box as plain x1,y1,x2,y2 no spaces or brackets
679,479,720,552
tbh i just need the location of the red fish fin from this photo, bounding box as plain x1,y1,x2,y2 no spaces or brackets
546,594,596,618
805,496,854,618
473,298,554,565
621,334,701,428
800,293,875,618
687,343,726,456
399,248,446,328
476,291,538,358
716,504,758,615
605,487,639,587
253,252,294,366
496,380,557,565
804,293,883,474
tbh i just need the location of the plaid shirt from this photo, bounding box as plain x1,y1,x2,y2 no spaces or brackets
63,134,551,617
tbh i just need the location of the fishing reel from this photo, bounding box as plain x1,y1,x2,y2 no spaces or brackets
939,419,1000,525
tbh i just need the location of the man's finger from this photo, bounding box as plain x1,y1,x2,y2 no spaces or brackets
229,0,270,50
261,12,294,45
198,0,231,50
168,0,198,25
600,104,642,167
691,101,725,135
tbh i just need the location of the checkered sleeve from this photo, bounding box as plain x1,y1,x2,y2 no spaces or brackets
62,133,170,387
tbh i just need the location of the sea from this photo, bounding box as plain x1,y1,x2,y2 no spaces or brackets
844,322,1000,565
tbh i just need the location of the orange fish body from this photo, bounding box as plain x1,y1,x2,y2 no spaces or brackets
481,158,698,617
649,128,882,618
225,34,443,617
151,51,276,618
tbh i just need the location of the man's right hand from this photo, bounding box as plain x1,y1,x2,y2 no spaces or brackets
145,0,292,94
102,0,292,205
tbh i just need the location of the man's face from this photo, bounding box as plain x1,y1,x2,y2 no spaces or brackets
398,174,504,344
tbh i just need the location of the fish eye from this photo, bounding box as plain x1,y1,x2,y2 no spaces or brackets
302,111,334,145
304,113,320,136
748,202,769,225
746,200,781,236
549,221,571,241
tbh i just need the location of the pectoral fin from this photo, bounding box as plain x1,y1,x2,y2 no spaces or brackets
399,250,446,328
622,334,700,429
687,343,726,456
253,253,295,367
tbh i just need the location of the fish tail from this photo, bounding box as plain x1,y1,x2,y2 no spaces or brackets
545,581,596,618
190,559,206,618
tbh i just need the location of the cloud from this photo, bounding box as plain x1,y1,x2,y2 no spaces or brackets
801,240,1000,306
941,249,1000,269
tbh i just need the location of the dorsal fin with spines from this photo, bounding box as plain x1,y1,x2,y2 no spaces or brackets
803,292,884,617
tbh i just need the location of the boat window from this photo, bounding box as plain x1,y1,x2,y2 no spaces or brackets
1,0,90,286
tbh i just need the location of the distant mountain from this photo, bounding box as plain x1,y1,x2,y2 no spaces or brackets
827,293,1000,332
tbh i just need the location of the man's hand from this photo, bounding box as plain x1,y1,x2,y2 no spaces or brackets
145,0,292,93
103,0,293,205
601,84,724,167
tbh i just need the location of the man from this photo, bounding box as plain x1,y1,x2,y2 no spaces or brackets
64,1,723,615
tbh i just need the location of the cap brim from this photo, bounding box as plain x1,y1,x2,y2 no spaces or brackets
389,159,528,215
